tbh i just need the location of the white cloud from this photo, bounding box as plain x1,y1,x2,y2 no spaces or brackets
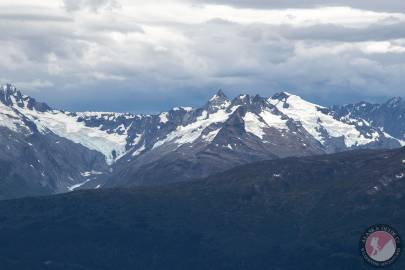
63,0,121,12
0,0,405,112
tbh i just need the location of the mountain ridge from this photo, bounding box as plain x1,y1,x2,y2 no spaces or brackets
0,146,403,269
0,83,404,198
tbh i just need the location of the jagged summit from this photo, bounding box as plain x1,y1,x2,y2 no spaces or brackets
0,83,50,112
205,89,231,113
0,84,403,199
271,91,292,101
0,83,26,108
385,96,404,108
1,83,18,93
1,83,22,97
212,89,227,100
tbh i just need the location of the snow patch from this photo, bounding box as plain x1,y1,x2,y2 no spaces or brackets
181,106,193,112
80,170,103,177
243,112,266,139
259,109,288,130
0,103,28,132
132,133,143,145
202,129,221,142
68,179,91,191
132,145,146,156
153,107,238,148
159,112,169,123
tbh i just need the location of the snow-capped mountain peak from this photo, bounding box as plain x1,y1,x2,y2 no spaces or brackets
209,89,227,102
268,91,392,148
0,83,50,112
205,89,231,113
0,85,403,198
0,84,127,164
270,91,293,102
2,83,17,92
332,96,405,141
1,83,25,107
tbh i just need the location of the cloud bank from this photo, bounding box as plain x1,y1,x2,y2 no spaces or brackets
1,0,405,112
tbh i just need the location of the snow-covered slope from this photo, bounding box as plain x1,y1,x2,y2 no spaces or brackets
0,84,109,198
0,84,129,164
332,97,405,143
268,92,384,148
153,105,239,149
0,102,29,133
100,91,402,188
17,109,128,164
0,83,403,197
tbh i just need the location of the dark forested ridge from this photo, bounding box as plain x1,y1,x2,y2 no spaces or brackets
0,147,404,269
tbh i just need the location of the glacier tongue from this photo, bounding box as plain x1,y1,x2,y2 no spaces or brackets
1,85,402,168
14,107,128,164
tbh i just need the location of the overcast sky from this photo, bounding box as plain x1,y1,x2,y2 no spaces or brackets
1,0,405,113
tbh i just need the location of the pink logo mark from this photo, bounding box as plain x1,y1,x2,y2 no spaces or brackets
365,231,397,262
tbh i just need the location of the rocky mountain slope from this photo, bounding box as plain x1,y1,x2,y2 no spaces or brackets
332,97,405,141
0,84,108,199
100,90,403,187
0,83,403,198
0,147,404,269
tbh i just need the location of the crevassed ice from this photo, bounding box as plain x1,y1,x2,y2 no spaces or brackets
243,109,288,139
76,111,136,120
17,108,127,164
259,109,288,130
269,94,379,147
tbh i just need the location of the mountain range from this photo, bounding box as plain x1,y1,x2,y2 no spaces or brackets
0,83,404,199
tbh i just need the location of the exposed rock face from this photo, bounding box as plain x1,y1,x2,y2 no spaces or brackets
0,84,403,198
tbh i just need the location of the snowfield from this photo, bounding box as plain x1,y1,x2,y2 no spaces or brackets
153,106,239,149
1,85,403,167
0,102,29,132
269,93,380,147
243,112,267,139
16,108,128,164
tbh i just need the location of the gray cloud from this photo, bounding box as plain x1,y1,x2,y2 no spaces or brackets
0,13,73,22
189,0,405,13
1,1,405,113
277,22,405,42
63,0,121,12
